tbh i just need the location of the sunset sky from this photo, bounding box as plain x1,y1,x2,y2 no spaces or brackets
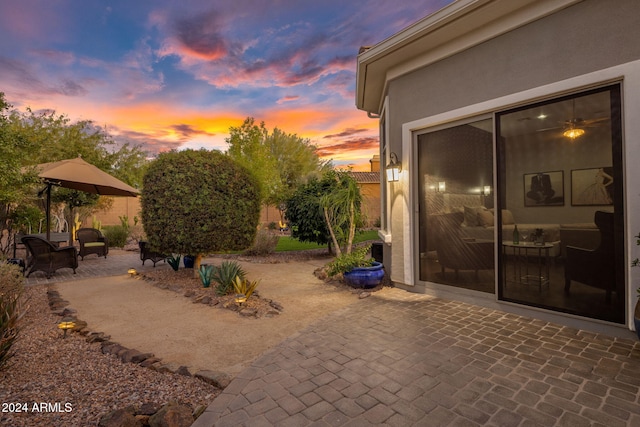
0,0,452,170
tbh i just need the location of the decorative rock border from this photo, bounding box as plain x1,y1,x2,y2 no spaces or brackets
137,272,284,318
47,286,230,426
47,287,231,388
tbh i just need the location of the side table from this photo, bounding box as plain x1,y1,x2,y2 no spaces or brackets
502,241,553,292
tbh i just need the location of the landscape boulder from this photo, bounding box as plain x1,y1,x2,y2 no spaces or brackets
148,401,194,427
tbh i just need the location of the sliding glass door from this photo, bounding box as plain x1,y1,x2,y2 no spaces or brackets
496,84,624,323
417,118,495,294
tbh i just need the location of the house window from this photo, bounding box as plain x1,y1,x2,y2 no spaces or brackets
417,118,495,293
496,84,624,324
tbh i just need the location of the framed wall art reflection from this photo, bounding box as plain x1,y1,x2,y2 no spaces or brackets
523,171,564,207
571,167,614,206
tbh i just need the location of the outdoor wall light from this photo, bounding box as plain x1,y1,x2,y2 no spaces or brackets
386,152,401,182
58,318,76,338
437,181,446,193
128,268,137,277
235,293,247,306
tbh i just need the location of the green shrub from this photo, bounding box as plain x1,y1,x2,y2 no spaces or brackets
1,263,26,371
213,261,246,296
267,222,278,230
102,225,128,248
141,149,260,257
244,228,279,256
325,245,374,277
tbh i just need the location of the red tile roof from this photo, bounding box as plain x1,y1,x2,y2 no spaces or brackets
349,171,380,184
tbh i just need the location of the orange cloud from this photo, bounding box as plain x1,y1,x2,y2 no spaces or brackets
9,93,379,169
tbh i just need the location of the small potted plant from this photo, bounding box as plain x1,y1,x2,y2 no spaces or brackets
326,245,384,289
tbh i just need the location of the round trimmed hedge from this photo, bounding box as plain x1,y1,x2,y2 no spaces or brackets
141,149,260,255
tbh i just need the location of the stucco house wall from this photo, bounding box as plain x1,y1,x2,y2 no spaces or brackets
357,0,640,332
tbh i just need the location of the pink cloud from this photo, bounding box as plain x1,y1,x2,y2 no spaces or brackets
173,10,229,61
277,95,300,104
323,128,368,139
152,6,355,90
0,2,69,43
316,136,379,158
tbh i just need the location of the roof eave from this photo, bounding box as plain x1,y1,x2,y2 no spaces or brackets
355,0,583,115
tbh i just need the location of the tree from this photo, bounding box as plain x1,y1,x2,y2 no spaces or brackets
319,170,363,257
285,175,331,248
285,169,363,254
0,93,40,254
226,117,326,216
141,149,260,275
0,101,148,251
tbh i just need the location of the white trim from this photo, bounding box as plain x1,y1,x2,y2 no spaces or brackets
401,138,414,286
378,97,392,244
400,59,640,328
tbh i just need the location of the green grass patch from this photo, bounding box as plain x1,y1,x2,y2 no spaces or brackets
276,229,380,252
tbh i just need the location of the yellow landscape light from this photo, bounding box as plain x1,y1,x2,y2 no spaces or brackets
235,294,247,306
58,318,76,338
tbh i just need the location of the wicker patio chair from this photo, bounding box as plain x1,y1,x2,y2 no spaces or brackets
76,228,109,260
22,235,78,278
139,241,167,267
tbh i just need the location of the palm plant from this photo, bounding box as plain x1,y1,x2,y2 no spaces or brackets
319,170,363,257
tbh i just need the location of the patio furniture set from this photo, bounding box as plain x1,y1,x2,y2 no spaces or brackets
14,228,108,279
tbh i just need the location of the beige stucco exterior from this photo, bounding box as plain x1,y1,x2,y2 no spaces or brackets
356,0,640,332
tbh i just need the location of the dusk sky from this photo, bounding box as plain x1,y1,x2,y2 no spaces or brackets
0,0,452,170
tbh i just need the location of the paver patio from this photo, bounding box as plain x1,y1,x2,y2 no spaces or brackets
25,249,640,426
194,288,640,426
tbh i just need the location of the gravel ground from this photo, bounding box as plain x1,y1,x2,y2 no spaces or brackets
0,245,368,426
0,284,219,427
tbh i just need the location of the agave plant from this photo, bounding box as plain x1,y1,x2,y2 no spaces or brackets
198,264,214,288
212,261,246,295
167,254,181,271
233,275,260,300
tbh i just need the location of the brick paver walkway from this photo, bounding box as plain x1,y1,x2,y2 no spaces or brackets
194,291,640,426
24,249,640,426
24,247,169,286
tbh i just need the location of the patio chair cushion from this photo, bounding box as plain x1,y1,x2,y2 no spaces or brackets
84,242,106,247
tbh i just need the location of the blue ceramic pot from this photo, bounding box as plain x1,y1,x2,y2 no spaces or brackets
183,255,195,269
343,261,384,289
